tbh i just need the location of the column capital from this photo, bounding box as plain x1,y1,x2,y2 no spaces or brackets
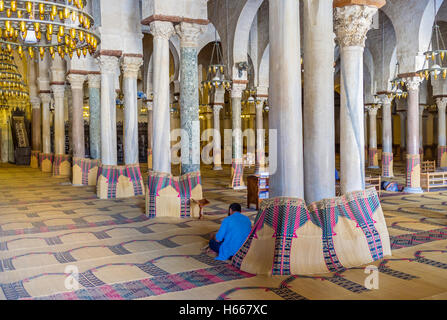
39,92,52,105
213,104,223,114
403,76,423,91
30,97,41,109
378,94,393,107
419,105,427,116
99,55,120,75
121,56,143,79
150,21,175,41
436,97,447,111
51,84,65,99
366,104,380,116
231,83,246,99
87,74,101,89
67,74,86,90
334,5,377,48
175,22,206,48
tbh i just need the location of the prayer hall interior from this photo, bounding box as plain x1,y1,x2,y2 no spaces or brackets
0,0,446,300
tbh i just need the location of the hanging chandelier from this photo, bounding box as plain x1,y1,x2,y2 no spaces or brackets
0,50,29,103
417,0,446,81
0,0,99,60
390,62,408,100
201,39,231,91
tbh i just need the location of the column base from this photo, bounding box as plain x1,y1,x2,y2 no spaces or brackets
438,146,447,168
72,158,101,186
230,159,246,189
381,152,394,178
97,163,145,200
30,151,39,169
145,171,202,218
368,148,379,168
39,153,54,173
405,154,422,192
213,166,223,171
53,155,72,177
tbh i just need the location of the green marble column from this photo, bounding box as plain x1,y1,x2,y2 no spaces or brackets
88,74,101,160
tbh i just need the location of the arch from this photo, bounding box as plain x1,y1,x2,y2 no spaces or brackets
197,23,221,54
233,0,264,79
258,44,269,89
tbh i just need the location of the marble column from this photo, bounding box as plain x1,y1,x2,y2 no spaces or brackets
40,93,52,154
303,0,335,203
31,97,41,152
334,4,377,194
0,110,8,163
436,97,447,168
380,95,394,178
151,21,175,173
147,100,153,169
269,0,303,198
176,22,205,175
367,105,380,168
419,105,426,161
51,85,65,156
88,74,101,160
99,55,120,166
398,111,406,157
364,108,368,166
403,77,423,193
67,74,86,159
122,56,143,165
213,104,223,170
231,82,246,189
255,100,266,174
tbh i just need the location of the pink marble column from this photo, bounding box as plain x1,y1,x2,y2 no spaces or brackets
67,74,86,159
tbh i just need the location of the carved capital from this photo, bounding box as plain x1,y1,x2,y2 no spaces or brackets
121,56,143,79
378,94,393,108
366,104,380,116
334,5,377,48
51,84,65,99
213,104,223,115
39,93,52,105
99,55,120,75
67,74,86,90
30,97,41,109
231,83,246,99
150,21,175,41
419,105,427,116
87,74,101,89
175,22,206,48
404,76,422,91
436,97,447,112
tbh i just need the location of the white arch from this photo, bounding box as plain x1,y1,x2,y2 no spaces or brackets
258,44,269,89
233,0,264,79
198,23,221,54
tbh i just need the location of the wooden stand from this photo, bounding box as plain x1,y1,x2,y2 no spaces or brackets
421,172,447,192
247,175,269,210
365,176,381,196
421,160,436,173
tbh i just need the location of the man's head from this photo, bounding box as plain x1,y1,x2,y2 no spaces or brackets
228,203,242,216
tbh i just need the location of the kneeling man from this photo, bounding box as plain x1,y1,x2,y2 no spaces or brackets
208,203,252,261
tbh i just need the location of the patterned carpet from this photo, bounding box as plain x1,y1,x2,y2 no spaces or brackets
0,162,446,300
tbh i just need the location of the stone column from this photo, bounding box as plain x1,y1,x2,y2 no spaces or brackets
88,74,101,160
366,105,380,168
151,21,175,173
230,82,246,189
403,76,423,193
31,97,41,152
364,108,368,166
419,105,426,162
255,100,266,174
51,84,65,156
380,95,394,178
0,110,8,163
303,0,335,203
269,0,303,198
176,22,205,175
398,111,406,157
212,104,223,170
334,4,377,194
40,93,52,154
147,100,153,169
67,74,86,159
99,55,120,166
436,97,447,168
122,56,143,165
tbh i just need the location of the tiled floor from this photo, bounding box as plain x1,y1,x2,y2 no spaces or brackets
0,162,446,300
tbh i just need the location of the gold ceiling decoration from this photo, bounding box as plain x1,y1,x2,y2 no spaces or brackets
0,50,29,109
0,0,100,60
